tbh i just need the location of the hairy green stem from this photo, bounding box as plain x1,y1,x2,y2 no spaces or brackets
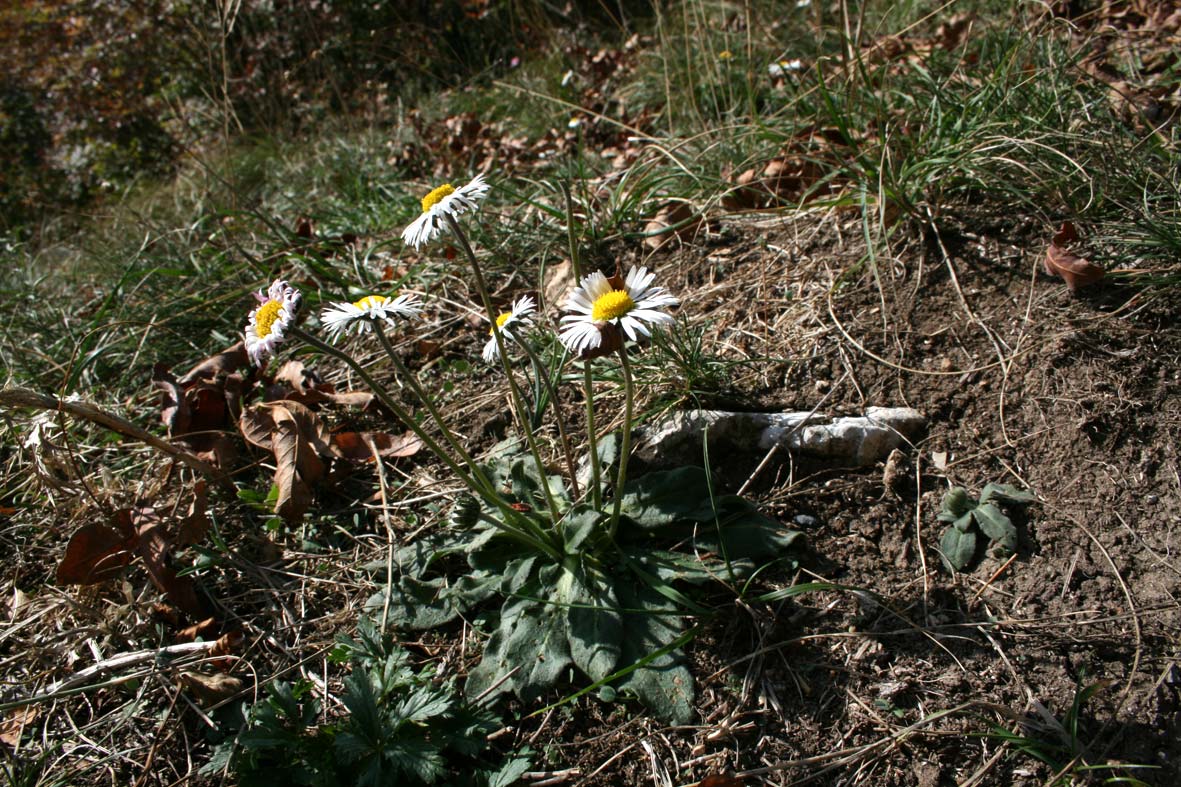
607,346,635,539
520,342,580,501
291,327,558,558
582,363,603,510
444,213,565,527
373,322,497,498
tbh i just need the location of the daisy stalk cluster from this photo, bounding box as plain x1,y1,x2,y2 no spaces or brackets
238,173,802,722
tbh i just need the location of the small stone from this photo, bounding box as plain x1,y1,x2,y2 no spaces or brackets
793,514,820,528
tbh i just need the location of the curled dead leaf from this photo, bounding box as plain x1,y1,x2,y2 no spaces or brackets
240,401,333,521
0,706,39,750
330,431,423,462
1044,221,1104,293
644,200,702,251
177,671,243,705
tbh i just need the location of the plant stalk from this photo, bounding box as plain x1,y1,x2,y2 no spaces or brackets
607,346,635,539
444,213,565,527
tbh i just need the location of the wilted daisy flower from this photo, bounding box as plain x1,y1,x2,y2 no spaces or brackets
483,295,536,364
245,279,302,366
559,267,678,356
401,175,490,250
320,292,423,340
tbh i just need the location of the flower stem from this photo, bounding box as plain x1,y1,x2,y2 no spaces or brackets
582,363,602,510
444,213,565,527
373,322,497,498
520,342,580,501
292,326,558,559
607,346,635,540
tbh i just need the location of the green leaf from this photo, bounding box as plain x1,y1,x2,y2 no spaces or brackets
622,548,719,584
973,503,1018,553
979,483,1037,505
560,505,603,555
509,457,570,511
701,496,805,561
487,754,533,787
566,570,622,682
940,525,978,572
953,512,975,532
618,466,717,528
938,487,975,521
577,432,619,490
371,571,500,630
465,596,572,703
614,583,695,724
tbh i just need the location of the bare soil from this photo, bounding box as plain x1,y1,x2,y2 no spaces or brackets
501,211,1181,786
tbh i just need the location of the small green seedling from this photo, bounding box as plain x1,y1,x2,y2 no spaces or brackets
938,483,1036,572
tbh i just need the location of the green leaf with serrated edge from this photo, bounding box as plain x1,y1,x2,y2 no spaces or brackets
369,571,501,630
973,503,1018,553
618,466,718,529
566,569,622,682
614,582,695,724
465,594,572,703
979,483,1037,505
560,505,603,555
940,525,978,572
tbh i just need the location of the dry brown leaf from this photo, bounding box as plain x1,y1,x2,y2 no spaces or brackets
56,512,136,585
1044,221,1105,293
176,480,209,546
0,706,39,750
177,342,250,386
241,401,333,521
331,431,423,462
175,617,218,643
543,260,576,310
644,200,702,251
177,671,243,704
135,506,205,618
58,493,209,619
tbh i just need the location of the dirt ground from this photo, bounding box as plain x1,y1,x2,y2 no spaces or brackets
501,210,1181,786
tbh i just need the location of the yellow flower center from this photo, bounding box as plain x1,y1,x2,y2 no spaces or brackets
591,289,635,322
719,50,733,60
421,184,455,213
489,311,512,335
254,300,283,338
352,294,389,311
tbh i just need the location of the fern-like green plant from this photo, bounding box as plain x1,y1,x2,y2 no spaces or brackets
205,618,530,787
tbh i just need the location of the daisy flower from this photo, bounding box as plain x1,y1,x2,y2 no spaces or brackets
559,267,678,356
245,279,302,366
401,175,490,250
320,292,423,340
483,295,536,364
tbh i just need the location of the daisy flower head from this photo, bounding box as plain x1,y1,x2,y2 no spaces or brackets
559,267,678,358
483,295,537,364
245,279,302,366
320,292,423,341
401,174,490,250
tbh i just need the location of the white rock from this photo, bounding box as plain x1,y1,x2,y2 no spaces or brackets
639,407,926,466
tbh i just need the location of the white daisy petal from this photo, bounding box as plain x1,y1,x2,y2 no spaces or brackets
244,279,301,366
482,294,537,365
558,267,678,356
402,175,490,250
319,292,421,342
